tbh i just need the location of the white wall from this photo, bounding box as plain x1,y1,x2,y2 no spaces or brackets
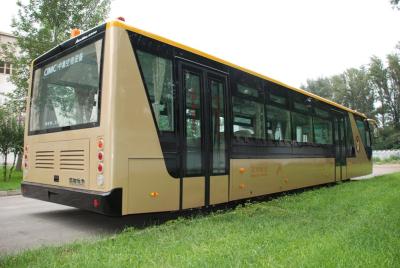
373,150,400,160
0,32,17,105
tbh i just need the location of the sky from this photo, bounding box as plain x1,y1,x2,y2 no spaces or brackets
1,0,400,87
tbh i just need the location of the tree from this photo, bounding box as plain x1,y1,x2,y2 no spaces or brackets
387,53,400,127
8,119,23,180
369,56,389,126
0,0,111,116
391,0,400,9
342,67,375,118
303,67,375,118
330,74,347,105
301,77,333,100
0,109,15,180
369,53,400,128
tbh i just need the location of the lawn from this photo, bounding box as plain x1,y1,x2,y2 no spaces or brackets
1,173,400,267
0,168,22,191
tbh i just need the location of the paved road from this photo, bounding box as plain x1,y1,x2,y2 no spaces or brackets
0,196,175,256
352,164,400,180
1,164,399,256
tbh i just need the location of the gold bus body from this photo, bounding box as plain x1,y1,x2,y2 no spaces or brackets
22,21,372,216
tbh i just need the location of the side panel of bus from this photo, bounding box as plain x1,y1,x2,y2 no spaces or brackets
346,113,372,178
109,27,179,215
229,158,334,201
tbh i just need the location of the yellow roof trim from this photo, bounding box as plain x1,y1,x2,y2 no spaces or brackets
107,20,366,118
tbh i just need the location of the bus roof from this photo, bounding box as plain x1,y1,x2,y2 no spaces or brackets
108,20,365,118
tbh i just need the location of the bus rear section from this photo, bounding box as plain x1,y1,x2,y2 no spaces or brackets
21,25,122,216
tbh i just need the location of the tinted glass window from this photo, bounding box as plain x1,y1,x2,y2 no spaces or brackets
315,107,330,118
266,105,291,141
237,84,259,97
355,118,367,146
345,115,355,156
314,117,333,144
137,50,174,131
365,123,371,147
292,112,313,143
270,93,287,106
233,98,265,139
210,79,226,174
29,39,102,133
184,71,202,175
294,101,309,113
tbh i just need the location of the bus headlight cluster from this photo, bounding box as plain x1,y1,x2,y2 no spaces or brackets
96,138,104,186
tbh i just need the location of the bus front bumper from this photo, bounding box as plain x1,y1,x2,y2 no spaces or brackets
21,182,122,216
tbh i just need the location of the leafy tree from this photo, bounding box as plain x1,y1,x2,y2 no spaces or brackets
373,126,400,149
369,56,390,126
386,53,400,127
0,0,111,116
330,74,347,105
8,119,24,180
369,53,400,128
391,0,400,9
303,68,375,118
0,109,16,180
342,67,375,118
302,77,333,99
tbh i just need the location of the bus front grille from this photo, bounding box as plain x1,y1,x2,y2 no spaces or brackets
35,151,55,169
59,150,85,171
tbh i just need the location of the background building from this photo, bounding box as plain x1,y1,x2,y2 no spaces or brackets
0,31,16,106
0,31,17,165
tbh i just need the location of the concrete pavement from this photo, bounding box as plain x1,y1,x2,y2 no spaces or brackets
352,164,400,180
0,196,172,256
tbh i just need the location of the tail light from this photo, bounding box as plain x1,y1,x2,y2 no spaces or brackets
97,163,103,173
97,138,104,149
92,198,100,208
23,145,29,169
98,151,104,161
96,138,104,186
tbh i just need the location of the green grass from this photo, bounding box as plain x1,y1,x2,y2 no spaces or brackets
1,173,400,267
0,167,22,191
373,155,400,164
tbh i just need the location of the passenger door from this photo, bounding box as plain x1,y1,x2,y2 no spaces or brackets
333,114,347,181
178,60,229,208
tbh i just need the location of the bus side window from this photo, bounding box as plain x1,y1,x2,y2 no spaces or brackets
365,121,371,148
355,116,372,158
136,50,174,132
232,82,265,141
345,115,355,157
313,107,333,145
265,105,291,142
292,97,313,143
355,117,367,147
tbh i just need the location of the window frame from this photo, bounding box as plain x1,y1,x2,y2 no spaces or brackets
291,93,315,145
265,83,292,145
136,49,175,132
312,102,334,146
231,72,266,144
28,33,105,136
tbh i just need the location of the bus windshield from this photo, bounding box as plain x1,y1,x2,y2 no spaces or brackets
29,39,102,134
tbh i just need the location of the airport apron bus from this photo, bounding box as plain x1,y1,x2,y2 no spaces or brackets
22,19,375,216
